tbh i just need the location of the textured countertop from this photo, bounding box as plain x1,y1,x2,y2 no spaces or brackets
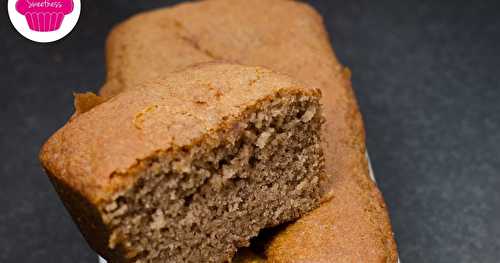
0,0,499,262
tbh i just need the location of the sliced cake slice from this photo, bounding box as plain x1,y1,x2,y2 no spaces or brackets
40,63,324,263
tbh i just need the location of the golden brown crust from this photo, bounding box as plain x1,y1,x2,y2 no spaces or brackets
73,92,108,115
97,0,398,261
46,171,127,262
40,62,318,205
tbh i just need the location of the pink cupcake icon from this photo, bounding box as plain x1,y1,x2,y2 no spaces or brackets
16,0,74,32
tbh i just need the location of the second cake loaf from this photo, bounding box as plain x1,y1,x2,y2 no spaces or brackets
40,63,324,262
99,0,399,262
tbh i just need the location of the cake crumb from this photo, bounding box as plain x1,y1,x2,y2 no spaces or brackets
256,128,275,148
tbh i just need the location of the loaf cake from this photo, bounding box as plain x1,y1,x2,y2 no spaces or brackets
99,0,399,262
40,63,325,262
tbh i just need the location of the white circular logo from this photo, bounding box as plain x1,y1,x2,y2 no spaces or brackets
8,0,81,43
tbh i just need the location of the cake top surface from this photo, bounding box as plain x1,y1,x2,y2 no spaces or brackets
16,0,74,14
100,0,342,99
40,62,318,204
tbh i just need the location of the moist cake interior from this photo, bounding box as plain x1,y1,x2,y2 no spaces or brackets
101,92,324,262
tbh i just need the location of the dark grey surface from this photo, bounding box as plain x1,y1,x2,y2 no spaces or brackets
1,0,499,262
